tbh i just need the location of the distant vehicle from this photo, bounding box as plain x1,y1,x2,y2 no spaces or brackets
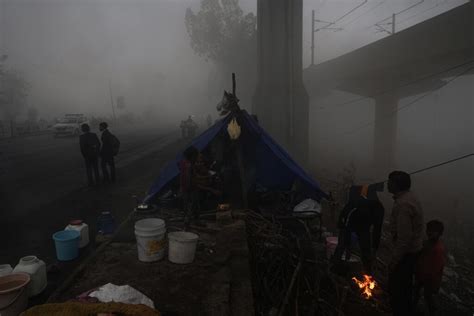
52,114,88,137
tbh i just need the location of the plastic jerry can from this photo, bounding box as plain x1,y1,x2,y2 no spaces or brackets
65,220,90,248
12,256,47,297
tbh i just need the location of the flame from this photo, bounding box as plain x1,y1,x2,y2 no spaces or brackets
352,274,376,299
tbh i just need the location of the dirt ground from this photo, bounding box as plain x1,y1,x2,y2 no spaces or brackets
50,219,254,316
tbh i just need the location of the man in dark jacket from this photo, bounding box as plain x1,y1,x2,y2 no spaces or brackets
387,171,424,316
79,123,100,186
99,122,119,183
332,183,385,274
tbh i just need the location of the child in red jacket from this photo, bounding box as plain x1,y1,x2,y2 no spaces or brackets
414,220,446,316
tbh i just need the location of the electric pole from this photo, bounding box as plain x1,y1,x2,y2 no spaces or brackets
311,10,315,65
392,13,396,34
108,80,117,122
310,10,343,66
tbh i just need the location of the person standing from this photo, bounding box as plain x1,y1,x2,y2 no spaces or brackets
99,122,120,183
79,123,100,186
332,183,385,274
387,171,424,316
414,220,446,316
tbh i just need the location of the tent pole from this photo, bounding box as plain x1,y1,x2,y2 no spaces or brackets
232,73,236,97
236,140,248,209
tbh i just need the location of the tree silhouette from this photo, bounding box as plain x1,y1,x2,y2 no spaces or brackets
185,0,256,103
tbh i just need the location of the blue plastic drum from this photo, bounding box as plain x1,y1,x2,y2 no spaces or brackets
97,211,116,235
52,230,80,261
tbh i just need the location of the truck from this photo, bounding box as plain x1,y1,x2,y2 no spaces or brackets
52,114,89,137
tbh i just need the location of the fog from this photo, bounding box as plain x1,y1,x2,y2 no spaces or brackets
2,0,468,118
1,0,473,313
1,0,473,257
3,1,472,214
1,0,231,124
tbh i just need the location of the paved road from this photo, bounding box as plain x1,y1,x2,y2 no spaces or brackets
0,126,181,261
0,126,185,305
0,127,177,219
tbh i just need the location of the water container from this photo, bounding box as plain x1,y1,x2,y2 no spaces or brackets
65,220,89,248
97,211,116,235
0,273,30,316
134,218,167,262
0,265,12,278
168,232,199,264
53,230,80,261
12,256,47,297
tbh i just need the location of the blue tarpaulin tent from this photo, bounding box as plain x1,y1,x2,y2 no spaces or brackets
144,110,328,203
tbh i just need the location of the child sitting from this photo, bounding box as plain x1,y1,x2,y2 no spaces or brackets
414,220,446,316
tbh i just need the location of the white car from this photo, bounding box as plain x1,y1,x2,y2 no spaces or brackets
53,115,88,137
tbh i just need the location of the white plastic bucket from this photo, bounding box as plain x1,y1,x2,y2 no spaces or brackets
326,236,338,259
134,218,166,262
168,232,199,264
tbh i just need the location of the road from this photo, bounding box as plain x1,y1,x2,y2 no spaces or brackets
0,127,176,218
0,126,185,305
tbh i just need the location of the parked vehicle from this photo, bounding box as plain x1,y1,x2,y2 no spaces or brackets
52,114,88,137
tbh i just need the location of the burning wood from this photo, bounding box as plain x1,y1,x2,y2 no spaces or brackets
352,275,376,299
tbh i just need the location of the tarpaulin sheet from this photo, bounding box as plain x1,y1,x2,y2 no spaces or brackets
144,111,328,203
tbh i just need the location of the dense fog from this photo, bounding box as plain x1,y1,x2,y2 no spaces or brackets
1,0,473,258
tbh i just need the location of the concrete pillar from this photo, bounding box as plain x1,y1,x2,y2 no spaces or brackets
374,93,398,178
253,0,309,164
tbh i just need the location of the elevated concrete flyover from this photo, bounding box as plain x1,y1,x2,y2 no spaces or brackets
303,1,474,176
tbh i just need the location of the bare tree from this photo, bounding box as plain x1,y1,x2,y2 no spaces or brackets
185,0,257,103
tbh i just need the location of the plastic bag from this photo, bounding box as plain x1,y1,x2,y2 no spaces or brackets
293,198,321,214
89,283,155,309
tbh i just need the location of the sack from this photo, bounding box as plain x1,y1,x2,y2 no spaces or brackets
111,134,120,156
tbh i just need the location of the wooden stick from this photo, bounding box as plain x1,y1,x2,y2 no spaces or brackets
232,73,236,97
278,260,303,316
236,141,248,209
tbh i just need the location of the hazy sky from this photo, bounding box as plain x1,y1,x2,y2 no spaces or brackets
1,0,472,249
0,0,469,120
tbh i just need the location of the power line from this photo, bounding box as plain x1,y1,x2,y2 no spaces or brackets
409,153,474,176
313,0,368,32
373,0,425,34
321,152,474,186
334,0,368,23
377,0,426,24
339,0,388,29
316,57,474,110
396,0,450,27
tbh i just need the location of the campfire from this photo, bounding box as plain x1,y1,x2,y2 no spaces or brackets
352,275,376,299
